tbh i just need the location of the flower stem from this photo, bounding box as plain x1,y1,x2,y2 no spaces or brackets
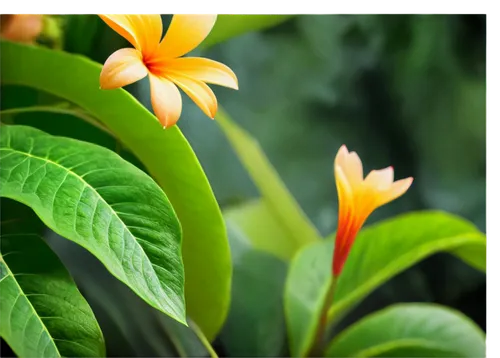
308,276,338,357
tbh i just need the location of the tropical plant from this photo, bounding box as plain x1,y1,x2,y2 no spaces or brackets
0,14,486,358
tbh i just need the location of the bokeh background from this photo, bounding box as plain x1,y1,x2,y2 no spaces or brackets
1,14,486,357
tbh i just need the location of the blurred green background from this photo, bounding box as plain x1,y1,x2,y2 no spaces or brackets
1,14,486,357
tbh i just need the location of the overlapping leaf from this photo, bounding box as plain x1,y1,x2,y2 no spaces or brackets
284,211,486,357
325,303,485,357
0,212,105,357
0,125,185,324
1,41,230,339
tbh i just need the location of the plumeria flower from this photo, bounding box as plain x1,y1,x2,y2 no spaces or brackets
332,145,413,277
0,15,43,43
98,15,238,128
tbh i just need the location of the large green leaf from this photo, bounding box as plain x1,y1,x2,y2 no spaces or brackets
219,220,288,356
0,218,105,357
0,125,186,324
325,303,485,357
223,199,296,261
284,211,486,357
216,108,320,260
201,15,294,49
0,40,231,340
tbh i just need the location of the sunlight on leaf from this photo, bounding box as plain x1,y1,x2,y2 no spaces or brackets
0,125,186,324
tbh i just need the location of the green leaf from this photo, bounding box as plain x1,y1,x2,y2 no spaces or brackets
223,199,297,261
0,125,186,324
219,221,288,356
284,239,334,358
216,108,320,260
201,15,294,49
0,220,105,357
284,211,486,357
325,303,485,357
1,40,231,340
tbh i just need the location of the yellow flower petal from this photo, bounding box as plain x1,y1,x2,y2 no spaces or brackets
100,48,148,90
364,166,394,191
99,15,162,57
335,145,364,191
168,74,218,119
149,75,183,128
160,57,238,89
155,15,217,60
380,177,414,206
1,14,43,43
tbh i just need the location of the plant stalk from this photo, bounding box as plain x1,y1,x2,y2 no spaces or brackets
308,276,338,357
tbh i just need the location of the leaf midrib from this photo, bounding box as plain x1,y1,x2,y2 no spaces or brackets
0,253,61,357
0,146,167,309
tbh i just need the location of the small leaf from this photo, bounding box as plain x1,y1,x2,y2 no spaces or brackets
219,221,288,356
201,15,294,49
224,199,298,261
0,125,186,324
216,108,321,259
284,211,486,357
1,41,231,339
325,303,485,357
0,217,105,357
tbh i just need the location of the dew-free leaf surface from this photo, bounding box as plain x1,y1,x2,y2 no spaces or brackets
1,41,231,339
0,125,186,324
0,224,105,357
325,303,485,357
285,211,486,356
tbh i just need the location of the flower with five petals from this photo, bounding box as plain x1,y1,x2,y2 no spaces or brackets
332,145,413,277
98,14,238,128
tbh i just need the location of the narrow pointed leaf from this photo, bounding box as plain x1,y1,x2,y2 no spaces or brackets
0,125,186,324
0,220,105,357
1,40,230,339
284,211,486,357
216,108,320,260
325,303,485,357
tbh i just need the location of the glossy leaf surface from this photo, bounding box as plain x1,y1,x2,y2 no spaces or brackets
0,216,105,357
0,125,186,324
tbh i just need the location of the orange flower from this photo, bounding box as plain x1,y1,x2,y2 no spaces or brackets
1,15,43,43
332,145,413,277
98,15,238,128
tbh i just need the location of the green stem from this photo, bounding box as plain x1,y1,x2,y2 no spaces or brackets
190,320,219,358
308,276,338,357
